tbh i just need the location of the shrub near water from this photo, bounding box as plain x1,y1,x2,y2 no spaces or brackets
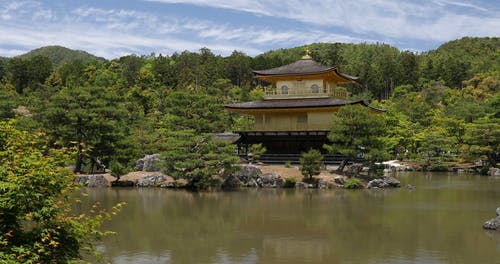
283,178,297,188
0,121,123,263
344,178,365,189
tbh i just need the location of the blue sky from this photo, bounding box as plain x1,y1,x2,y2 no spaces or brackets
0,0,498,59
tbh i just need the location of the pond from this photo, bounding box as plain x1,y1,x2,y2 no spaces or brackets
79,172,500,263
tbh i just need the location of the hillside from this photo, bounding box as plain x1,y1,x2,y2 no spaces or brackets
16,45,106,66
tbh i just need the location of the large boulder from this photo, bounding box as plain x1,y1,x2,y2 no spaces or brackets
367,176,401,189
483,208,500,230
135,154,161,172
367,179,389,189
382,176,401,187
489,167,500,177
136,173,167,187
75,175,108,187
259,172,283,187
222,175,243,189
334,176,345,185
231,164,262,184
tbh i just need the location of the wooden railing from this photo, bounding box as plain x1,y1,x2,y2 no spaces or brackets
264,86,347,99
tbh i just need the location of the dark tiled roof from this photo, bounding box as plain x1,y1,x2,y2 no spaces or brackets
252,58,358,81
225,98,373,109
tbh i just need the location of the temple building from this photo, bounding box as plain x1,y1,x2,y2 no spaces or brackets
225,51,384,162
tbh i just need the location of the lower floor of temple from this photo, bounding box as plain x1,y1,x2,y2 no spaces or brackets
235,130,330,155
234,130,352,164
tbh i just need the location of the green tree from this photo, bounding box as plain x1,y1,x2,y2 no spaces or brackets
160,130,239,190
415,127,456,170
8,58,29,94
40,85,133,173
325,105,387,172
162,91,229,133
249,143,267,163
463,118,500,168
0,121,122,263
26,55,53,88
0,87,17,120
299,149,323,181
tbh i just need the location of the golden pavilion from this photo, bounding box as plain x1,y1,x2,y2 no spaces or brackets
225,51,384,162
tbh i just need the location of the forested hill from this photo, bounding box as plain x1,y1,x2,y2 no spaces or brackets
16,45,106,66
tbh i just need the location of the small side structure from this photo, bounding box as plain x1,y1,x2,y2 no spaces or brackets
225,51,385,163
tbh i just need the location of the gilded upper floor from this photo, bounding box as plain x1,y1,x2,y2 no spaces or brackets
253,55,357,100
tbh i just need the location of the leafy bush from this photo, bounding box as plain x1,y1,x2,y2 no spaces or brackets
344,178,365,189
284,160,292,168
109,160,130,181
0,121,123,263
250,143,267,161
299,149,323,180
427,161,449,171
283,178,297,188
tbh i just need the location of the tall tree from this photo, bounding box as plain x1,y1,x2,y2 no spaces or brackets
325,105,388,172
8,58,29,94
463,118,500,168
40,85,132,173
160,130,239,190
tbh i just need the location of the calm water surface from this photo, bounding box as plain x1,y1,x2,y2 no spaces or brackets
79,172,500,263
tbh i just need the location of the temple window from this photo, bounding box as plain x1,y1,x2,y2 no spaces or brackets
281,85,289,94
311,84,320,93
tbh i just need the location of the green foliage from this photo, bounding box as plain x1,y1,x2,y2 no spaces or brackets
284,160,292,168
162,91,229,133
250,143,267,161
39,85,133,173
283,178,297,188
463,118,500,167
109,160,131,181
344,178,364,189
299,149,323,180
0,87,18,120
0,121,122,263
415,126,456,169
160,130,240,190
325,105,388,171
17,45,105,66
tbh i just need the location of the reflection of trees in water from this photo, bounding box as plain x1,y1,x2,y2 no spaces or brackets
78,175,500,263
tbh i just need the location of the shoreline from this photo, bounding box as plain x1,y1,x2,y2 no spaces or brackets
75,161,499,189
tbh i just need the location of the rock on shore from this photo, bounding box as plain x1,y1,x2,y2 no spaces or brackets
367,176,401,189
483,207,500,230
75,174,108,187
223,164,284,188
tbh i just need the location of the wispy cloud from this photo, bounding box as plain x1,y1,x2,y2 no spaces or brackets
0,0,497,59
148,0,500,41
0,3,371,58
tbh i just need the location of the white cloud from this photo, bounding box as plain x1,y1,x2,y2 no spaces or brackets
147,0,500,41
1,0,496,59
